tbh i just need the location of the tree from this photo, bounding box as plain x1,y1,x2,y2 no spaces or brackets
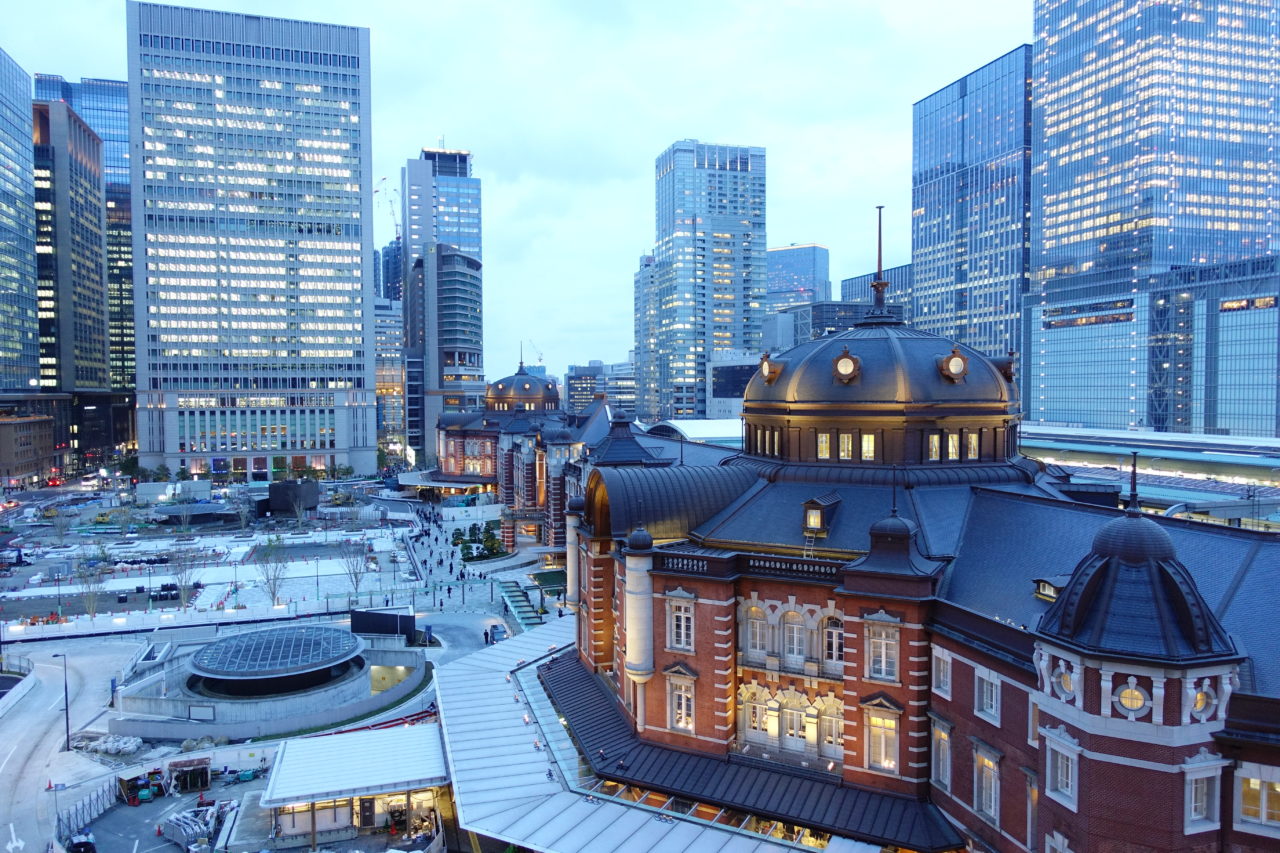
290,490,309,529
50,510,74,545
234,497,255,531
176,501,196,533
169,549,201,610
339,539,372,599
255,536,291,606
152,463,172,483
75,565,106,619
176,466,192,481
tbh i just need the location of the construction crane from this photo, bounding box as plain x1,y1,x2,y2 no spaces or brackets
372,176,401,242
526,340,545,366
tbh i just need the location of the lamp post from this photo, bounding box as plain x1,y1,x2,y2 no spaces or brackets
51,653,70,751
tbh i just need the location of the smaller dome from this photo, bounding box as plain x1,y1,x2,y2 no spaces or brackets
548,428,573,443
1091,512,1175,563
627,526,653,552
567,495,585,513
869,514,918,540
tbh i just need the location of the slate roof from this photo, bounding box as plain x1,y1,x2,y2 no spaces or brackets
538,652,964,852
592,465,759,540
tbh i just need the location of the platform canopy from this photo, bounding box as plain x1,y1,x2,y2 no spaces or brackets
261,724,448,808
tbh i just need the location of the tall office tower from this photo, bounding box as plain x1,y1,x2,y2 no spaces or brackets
766,243,829,313
633,139,766,421
565,361,605,414
32,101,112,466
127,2,376,480
373,297,405,457
0,48,38,395
34,77,134,391
380,236,402,300
912,45,1032,357
841,263,913,309
1031,0,1280,434
602,357,636,416
400,147,483,463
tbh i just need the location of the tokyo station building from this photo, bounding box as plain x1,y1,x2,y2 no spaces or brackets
547,288,1280,852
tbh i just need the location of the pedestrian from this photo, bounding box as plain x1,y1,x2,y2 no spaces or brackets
483,628,490,644
447,586,453,598
384,596,390,606
557,607,564,618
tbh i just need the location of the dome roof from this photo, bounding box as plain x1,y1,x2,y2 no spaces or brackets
626,526,653,552
189,625,364,680
487,363,560,411
744,324,1016,409
1091,512,1176,562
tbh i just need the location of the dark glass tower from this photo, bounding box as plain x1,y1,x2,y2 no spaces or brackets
1031,0,1280,435
0,48,38,393
912,45,1032,358
766,244,829,313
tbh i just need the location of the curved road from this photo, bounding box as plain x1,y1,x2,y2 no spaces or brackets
0,639,145,851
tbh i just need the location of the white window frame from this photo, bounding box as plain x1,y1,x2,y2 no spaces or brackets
818,711,843,760
1184,769,1219,833
782,612,806,669
780,706,806,751
974,746,1001,824
743,695,769,743
667,599,694,653
1043,729,1081,813
866,710,899,774
668,678,694,732
861,433,876,461
930,720,951,790
927,433,941,461
816,432,830,459
866,623,899,683
1234,761,1280,840
967,431,980,459
1044,831,1073,853
932,648,952,699
822,617,844,675
838,432,853,461
975,666,1001,725
946,432,960,460
745,608,767,659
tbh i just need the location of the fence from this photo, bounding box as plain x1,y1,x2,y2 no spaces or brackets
3,653,32,675
54,779,116,846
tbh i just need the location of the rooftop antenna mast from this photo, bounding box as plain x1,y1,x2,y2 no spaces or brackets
1127,451,1140,513
869,205,889,315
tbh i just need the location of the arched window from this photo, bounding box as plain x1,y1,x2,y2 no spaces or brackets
822,616,844,676
742,689,769,744
744,606,768,660
780,697,808,753
818,705,844,761
782,611,806,670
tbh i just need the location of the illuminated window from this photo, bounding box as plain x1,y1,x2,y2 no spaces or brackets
946,433,960,460
667,600,693,652
816,432,830,460
1240,774,1280,826
931,721,951,789
819,711,843,760
1112,677,1150,719
782,612,806,668
867,623,899,682
781,707,806,751
838,433,853,460
866,711,898,772
928,433,941,461
669,678,694,732
975,749,1000,822
967,432,980,459
861,433,876,461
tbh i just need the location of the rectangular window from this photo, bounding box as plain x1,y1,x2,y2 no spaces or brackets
967,432,980,459
931,723,951,789
784,619,806,667
1046,743,1078,811
1240,776,1280,825
839,433,853,460
932,649,951,698
816,432,830,459
781,708,806,750
928,433,941,461
824,619,844,669
975,669,1001,724
819,714,843,759
861,433,876,461
975,751,1000,822
867,624,899,682
805,508,823,529
947,433,960,460
747,615,767,656
669,601,693,652
745,700,768,737
1190,775,1215,821
670,680,694,731
867,712,898,772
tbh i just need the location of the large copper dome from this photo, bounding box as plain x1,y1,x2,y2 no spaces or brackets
486,363,559,411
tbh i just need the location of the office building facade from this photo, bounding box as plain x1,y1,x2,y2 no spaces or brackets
912,45,1032,357
841,263,913,312
373,297,405,457
766,243,829,313
0,48,39,395
1030,0,1279,435
634,139,766,421
763,300,905,352
127,1,377,479
379,235,402,300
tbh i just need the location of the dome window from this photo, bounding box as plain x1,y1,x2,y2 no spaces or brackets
759,354,784,385
1113,677,1151,719
832,347,860,384
938,347,969,382
1190,680,1217,722
1051,662,1075,700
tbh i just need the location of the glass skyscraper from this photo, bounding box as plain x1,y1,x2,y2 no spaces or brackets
766,243,829,313
0,47,38,394
635,139,766,421
912,45,1032,358
127,1,377,479
34,75,135,395
1031,0,1280,435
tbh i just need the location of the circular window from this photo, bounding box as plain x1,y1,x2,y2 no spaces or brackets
1191,686,1217,721
1052,664,1075,700
1112,680,1150,718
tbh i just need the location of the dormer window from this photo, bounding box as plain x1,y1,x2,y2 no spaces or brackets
805,508,823,530
803,492,841,536
1034,576,1069,601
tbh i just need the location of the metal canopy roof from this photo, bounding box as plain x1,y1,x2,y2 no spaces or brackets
189,625,363,679
261,724,448,807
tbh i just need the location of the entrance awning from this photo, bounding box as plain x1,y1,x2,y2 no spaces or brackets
261,724,448,807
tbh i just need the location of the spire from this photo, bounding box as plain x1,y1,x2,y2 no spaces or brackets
1127,451,1140,514
859,205,900,326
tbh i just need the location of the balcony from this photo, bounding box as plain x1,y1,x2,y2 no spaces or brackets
728,736,841,779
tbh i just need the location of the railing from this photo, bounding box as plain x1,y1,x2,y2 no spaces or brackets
54,779,117,846
727,736,841,778
2,653,33,675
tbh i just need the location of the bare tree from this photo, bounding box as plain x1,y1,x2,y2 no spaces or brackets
176,501,196,533
255,536,290,606
169,549,202,610
291,491,308,529
50,510,74,545
339,539,373,600
75,564,106,619
234,498,255,531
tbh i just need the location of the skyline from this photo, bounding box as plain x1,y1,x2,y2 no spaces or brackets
6,0,1031,377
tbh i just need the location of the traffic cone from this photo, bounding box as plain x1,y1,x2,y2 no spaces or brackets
156,824,162,836
46,779,52,790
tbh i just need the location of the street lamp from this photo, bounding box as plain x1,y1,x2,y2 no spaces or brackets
50,653,70,751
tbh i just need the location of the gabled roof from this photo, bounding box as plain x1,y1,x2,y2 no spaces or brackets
539,652,963,852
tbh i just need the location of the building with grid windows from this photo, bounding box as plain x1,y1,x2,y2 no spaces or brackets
127,1,377,480
1030,0,1280,435
766,243,829,313
841,262,912,310
0,47,38,396
373,297,405,457
634,139,766,422
912,45,1031,359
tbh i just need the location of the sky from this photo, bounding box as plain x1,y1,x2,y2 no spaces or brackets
5,0,1033,378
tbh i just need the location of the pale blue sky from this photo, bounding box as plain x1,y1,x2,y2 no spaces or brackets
6,0,1032,376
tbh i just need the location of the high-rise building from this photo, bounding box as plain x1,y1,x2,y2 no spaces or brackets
565,361,605,414
634,139,766,421
766,243,829,313
127,1,377,479
34,76,133,393
912,45,1032,357
32,100,113,465
763,301,905,352
1030,0,1280,435
373,297,405,457
400,148,483,463
0,48,38,395
841,263,913,309
379,236,402,300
